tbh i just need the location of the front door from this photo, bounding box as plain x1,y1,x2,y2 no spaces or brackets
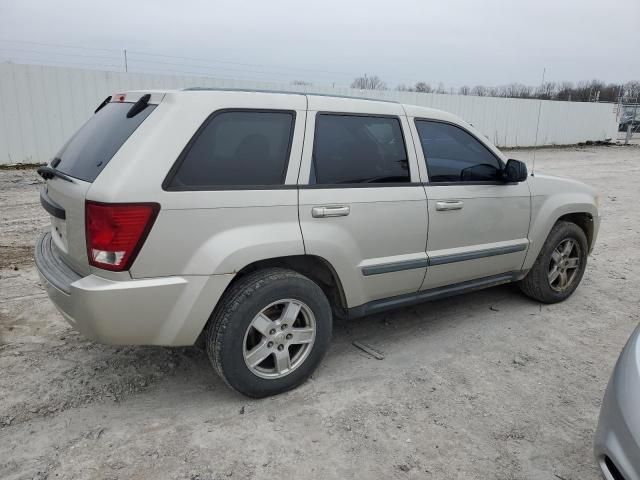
410,119,531,290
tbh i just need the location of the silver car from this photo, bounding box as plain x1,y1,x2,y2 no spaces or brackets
34,89,600,397
595,324,640,480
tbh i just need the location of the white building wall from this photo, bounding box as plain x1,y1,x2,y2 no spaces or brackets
0,63,618,165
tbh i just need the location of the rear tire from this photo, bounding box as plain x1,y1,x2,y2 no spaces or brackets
518,221,588,303
205,268,332,398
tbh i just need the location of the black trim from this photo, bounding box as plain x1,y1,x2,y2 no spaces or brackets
167,184,299,192
40,188,66,220
162,108,297,191
94,95,112,114
423,181,516,187
309,112,413,186
413,118,506,183
299,182,422,189
428,244,527,266
347,272,517,319
361,258,428,276
604,456,626,480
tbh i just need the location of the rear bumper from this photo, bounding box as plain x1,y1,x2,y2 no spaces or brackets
35,232,233,346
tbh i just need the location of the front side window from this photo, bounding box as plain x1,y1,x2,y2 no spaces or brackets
167,110,295,189
311,114,410,184
415,120,502,183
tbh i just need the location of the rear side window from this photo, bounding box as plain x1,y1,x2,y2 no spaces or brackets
55,102,156,182
415,120,502,182
167,110,295,189
311,114,409,184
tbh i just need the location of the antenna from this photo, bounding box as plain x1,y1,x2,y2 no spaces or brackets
532,67,546,176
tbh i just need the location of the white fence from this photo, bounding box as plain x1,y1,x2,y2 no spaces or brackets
0,63,618,165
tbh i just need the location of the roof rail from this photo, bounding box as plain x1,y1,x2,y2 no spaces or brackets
181,87,399,104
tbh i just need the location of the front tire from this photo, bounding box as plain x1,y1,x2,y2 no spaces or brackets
205,268,332,398
518,221,588,303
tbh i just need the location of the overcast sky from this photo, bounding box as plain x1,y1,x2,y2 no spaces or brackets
1,0,639,88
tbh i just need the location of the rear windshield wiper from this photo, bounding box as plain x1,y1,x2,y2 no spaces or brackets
37,165,75,183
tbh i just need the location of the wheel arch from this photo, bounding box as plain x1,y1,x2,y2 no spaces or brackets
231,254,348,319
556,212,595,250
523,202,597,271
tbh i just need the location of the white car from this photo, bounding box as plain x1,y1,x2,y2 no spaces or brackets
35,89,600,397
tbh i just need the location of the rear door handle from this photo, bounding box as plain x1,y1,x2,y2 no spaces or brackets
435,200,464,211
311,205,351,218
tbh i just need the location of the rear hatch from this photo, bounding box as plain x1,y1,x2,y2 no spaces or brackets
39,92,162,276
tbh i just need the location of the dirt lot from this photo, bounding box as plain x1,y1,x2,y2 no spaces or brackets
1,144,639,480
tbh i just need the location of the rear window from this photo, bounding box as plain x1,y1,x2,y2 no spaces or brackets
166,110,295,189
55,102,156,182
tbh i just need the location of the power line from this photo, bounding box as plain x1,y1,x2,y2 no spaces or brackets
0,57,121,70
126,56,339,80
0,38,441,87
0,46,121,61
0,38,121,53
126,49,358,78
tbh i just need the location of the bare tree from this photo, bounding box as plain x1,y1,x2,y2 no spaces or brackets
556,81,574,101
471,85,488,96
351,74,387,90
396,84,414,92
414,82,432,93
623,81,640,101
536,81,557,100
391,76,640,103
503,83,532,98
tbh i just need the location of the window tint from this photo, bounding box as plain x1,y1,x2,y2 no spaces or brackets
415,121,502,182
55,102,156,182
169,110,294,188
311,115,409,184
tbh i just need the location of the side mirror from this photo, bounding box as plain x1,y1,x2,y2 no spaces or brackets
503,159,528,183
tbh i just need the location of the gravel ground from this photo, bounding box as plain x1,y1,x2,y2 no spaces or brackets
1,144,639,480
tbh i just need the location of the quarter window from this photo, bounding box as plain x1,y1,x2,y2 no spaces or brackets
415,120,502,182
168,110,295,188
311,114,410,184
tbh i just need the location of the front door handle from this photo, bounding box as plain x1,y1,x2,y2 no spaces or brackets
436,200,464,211
311,205,351,218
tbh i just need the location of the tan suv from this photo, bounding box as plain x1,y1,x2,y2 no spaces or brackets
35,89,600,397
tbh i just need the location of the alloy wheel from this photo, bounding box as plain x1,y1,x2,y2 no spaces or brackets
242,299,316,379
548,238,581,292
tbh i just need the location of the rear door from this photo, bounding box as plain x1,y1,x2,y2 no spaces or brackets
410,118,531,290
298,97,428,309
41,92,161,275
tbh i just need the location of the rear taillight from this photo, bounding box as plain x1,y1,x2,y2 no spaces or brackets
85,201,159,271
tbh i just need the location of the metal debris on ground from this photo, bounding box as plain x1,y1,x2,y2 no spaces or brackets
352,341,385,360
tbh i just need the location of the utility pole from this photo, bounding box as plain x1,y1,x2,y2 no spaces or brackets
123,49,128,73
625,96,638,145
532,67,546,176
